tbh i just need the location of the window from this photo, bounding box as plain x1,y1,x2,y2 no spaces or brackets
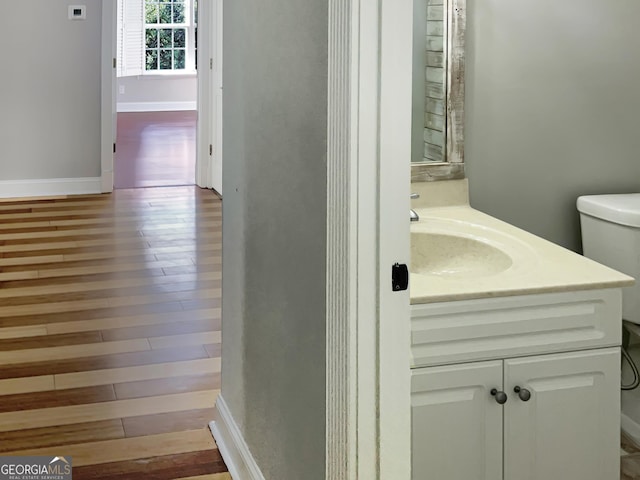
117,0,197,77
144,0,197,72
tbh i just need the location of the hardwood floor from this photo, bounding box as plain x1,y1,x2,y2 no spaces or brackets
0,186,229,479
115,111,197,189
622,432,640,479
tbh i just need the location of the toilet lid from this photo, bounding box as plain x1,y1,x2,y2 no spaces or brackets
577,193,640,227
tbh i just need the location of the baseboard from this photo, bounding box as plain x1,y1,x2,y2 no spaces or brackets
101,171,114,193
622,412,640,446
209,395,265,480
0,177,103,199
117,101,197,112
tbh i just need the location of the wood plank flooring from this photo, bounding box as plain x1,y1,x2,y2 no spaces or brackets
622,432,640,479
115,111,197,189
0,186,229,480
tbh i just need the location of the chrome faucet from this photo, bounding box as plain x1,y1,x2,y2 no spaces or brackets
410,193,420,222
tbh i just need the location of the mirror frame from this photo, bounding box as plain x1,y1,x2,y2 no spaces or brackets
412,0,466,182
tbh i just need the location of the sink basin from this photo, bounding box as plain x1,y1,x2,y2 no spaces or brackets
411,231,513,277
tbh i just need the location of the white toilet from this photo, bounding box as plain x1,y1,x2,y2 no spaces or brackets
578,193,640,442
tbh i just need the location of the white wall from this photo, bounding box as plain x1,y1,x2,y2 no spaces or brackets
117,75,197,111
0,0,102,187
465,0,640,252
221,0,328,478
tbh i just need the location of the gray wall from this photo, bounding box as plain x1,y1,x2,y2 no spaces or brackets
0,0,102,181
117,75,197,109
465,0,640,251
221,0,328,479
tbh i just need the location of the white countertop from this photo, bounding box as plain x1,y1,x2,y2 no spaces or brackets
410,182,634,304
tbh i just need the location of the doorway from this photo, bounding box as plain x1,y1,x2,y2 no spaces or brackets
103,0,222,194
114,0,198,189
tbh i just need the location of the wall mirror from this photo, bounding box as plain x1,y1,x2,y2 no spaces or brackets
411,0,465,181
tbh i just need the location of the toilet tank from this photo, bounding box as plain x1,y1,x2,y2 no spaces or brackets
578,194,640,324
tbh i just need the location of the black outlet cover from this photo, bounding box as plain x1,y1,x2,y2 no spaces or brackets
392,263,409,291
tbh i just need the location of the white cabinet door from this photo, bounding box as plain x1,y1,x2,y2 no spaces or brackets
412,361,503,480
504,348,620,480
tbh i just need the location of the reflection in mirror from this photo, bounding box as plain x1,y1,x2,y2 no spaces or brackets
411,0,465,181
412,0,446,164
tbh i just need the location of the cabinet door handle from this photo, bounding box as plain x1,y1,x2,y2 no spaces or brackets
490,388,508,404
514,386,531,402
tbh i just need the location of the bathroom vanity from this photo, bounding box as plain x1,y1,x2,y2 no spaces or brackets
410,180,634,480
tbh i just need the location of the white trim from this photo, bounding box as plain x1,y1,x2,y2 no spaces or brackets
622,412,640,446
102,0,117,194
354,0,380,477
196,0,214,189
377,0,412,478
138,72,198,79
211,0,223,194
326,0,411,478
117,101,197,112
326,0,357,476
209,396,266,480
101,171,114,193
0,178,103,199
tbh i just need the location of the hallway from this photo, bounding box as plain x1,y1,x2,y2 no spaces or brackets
115,112,197,189
0,186,228,479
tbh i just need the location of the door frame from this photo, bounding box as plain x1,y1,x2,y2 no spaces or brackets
101,0,116,192
196,0,220,192
101,0,216,192
376,0,413,476
211,0,223,194
326,0,412,478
